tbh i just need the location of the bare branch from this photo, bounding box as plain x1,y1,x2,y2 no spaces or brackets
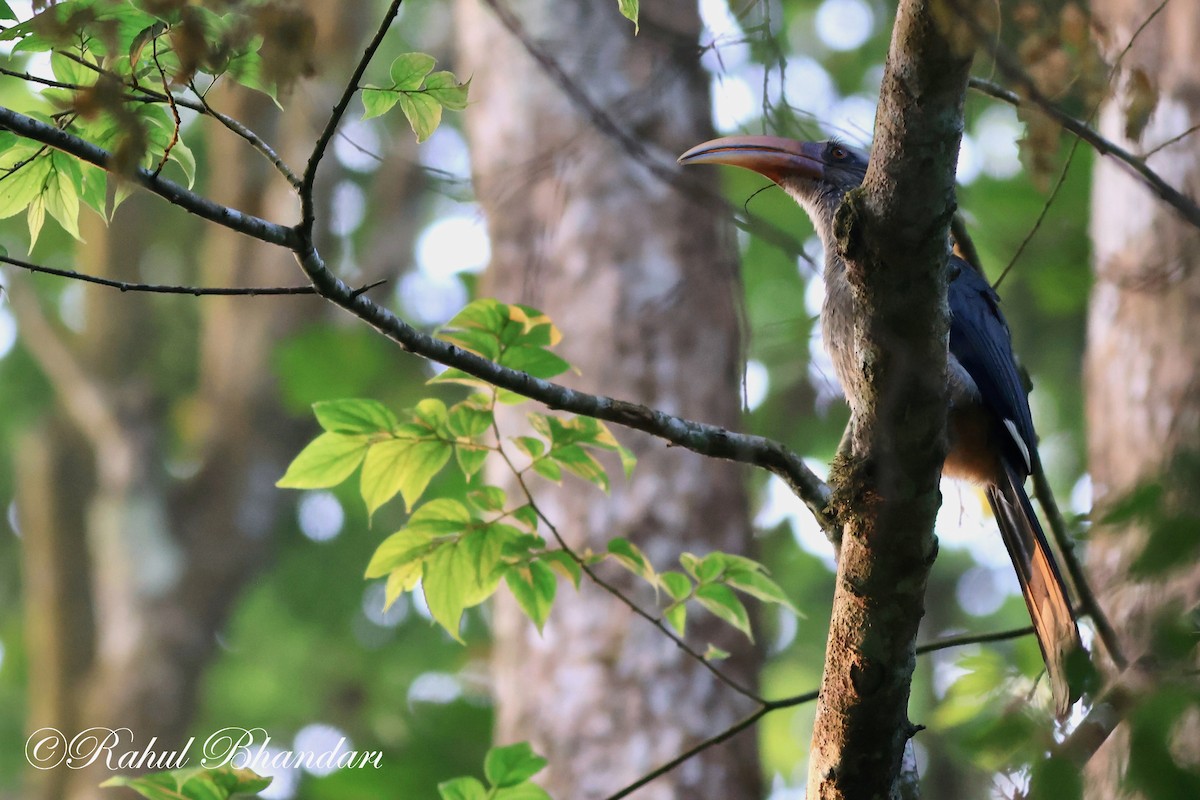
0,254,384,296
300,0,403,235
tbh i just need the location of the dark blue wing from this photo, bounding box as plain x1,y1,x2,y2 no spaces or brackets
947,256,1037,473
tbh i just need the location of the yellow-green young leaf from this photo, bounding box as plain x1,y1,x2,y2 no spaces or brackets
550,444,609,491
679,552,701,579
659,570,692,602
498,346,572,379
540,550,580,587
694,583,753,641
427,367,494,392
467,485,506,512
505,561,556,632
424,71,470,111
101,766,271,800
314,398,398,434
360,437,453,515
389,52,436,90
413,398,451,435
384,562,422,606
27,194,45,249
513,504,540,532
439,776,487,800
606,538,655,582
361,87,399,120
456,445,490,478
665,602,687,636
484,743,549,788
694,552,726,582
448,402,493,438
494,783,553,800
513,436,545,459
399,91,443,142
704,644,731,662
276,432,369,488
421,529,507,640
530,458,562,483
723,567,803,616
618,0,639,32
169,138,196,188
366,521,453,579
0,146,50,221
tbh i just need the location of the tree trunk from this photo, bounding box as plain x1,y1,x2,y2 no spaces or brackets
1086,0,1200,794
454,1,761,797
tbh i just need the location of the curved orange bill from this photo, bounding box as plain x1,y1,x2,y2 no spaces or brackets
677,135,824,185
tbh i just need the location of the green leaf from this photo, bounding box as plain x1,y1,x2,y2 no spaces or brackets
277,432,369,488
694,552,725,583
0,146,51,221
723,565,803,615
364,499,471,578
665,602,687,636
448,402,493,438
618,0,639,32
659,571,692,601
541,550,581,588
484,743,549,788
499,346,572,379
398,91,442,143
44,152,82,241
549,444,608,491
314,398,398,434
421,528,511,639
468,485,507,512
424,71,470,110
606,538,655,582
514,436,545,459
360,437,453,515
704,644,731,661
530,458,562,483
694,583,753,641
101,766,271,800
389,52,436,90
360,87,399,120
438,776,488,800
505,561,557,631
456,445,490,478
0,3,15,22
494,784,553,800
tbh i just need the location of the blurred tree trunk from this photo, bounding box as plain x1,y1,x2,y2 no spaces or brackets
1086,0,1200,793
454,1,761,797
17,6,364,799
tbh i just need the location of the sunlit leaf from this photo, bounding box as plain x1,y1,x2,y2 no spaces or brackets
314,398,398,434
665,602,686,636
276,433,369,488
361,87,399,120
397,91,442,143
389,52,436,90
505,561,556,632
694,583,752,640
101,766,271,800
424,71,470,111
438,776,487,800
360,436,453,515
484,742,548,788
617,0,639,32
659,571,692,601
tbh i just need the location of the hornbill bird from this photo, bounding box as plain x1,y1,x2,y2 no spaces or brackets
679,136,1082,715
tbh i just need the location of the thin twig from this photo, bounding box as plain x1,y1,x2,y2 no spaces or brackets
492,427,765,704
0,254,388,296
955,6,1200,231
300,0,403,234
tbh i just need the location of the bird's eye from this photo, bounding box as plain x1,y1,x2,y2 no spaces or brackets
830,145,847,160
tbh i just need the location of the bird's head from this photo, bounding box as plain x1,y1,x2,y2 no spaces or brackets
678,136,869,242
